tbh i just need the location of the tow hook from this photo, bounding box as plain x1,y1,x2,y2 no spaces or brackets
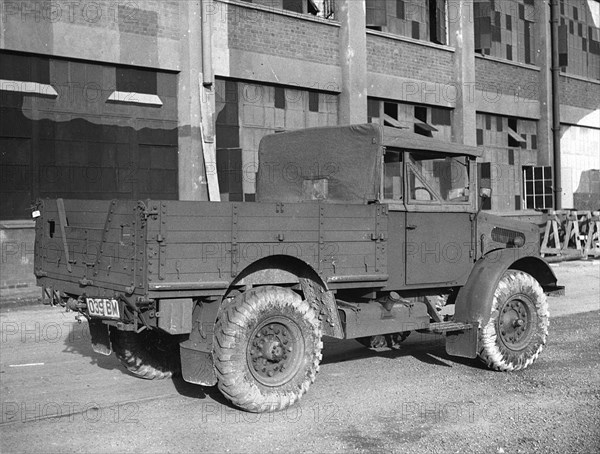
66,297,88,312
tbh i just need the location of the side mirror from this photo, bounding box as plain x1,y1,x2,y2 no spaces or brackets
479,187,492,199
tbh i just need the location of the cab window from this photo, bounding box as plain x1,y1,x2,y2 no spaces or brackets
407,152,470,203
383,149,403,200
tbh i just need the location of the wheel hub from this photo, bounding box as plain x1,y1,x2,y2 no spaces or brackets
498,297,533,350
247,319,301,387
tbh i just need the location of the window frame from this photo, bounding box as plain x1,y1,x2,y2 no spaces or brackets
379,149,474,209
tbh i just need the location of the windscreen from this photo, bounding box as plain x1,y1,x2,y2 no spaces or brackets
407,152,470,203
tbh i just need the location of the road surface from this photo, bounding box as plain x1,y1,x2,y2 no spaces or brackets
1,261,598,453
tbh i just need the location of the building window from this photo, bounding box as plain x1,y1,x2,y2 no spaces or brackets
384,102,400,126
274,87,286,109
414,105,436,137
0,52,50,84
245,0,327,18
216,80,240,149
216,78,338,202
507,117,527,148
308,92,319,112
0,51,57,98
321,0,335,19
478,162,492,210
216,148,243,202
0,55,178,220
523,166,554,209
474,0,536,65
116,67,157,94
559,0,600,80
428,0,447,45
368,98,452,141
366,0,447,45
383,149,403,200
367,98,380,123
396,0,405,19
476,112,539,212
282,0,303,13
366,0,387,30
431,107,451,126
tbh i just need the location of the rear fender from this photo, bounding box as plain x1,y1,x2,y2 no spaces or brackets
179,255,344,387
230,255,343,338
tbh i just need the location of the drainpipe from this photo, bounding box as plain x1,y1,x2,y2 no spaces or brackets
201,0,213,87
550,0,562,209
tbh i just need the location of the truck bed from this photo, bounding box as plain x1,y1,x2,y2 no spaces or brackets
34,199,388,301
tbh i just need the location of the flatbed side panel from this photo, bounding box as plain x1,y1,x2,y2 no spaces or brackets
146,201,234,285
149,201,388,289
320,204,388,280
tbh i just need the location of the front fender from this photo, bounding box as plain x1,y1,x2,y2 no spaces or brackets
454,250,556,326
446,250,557,359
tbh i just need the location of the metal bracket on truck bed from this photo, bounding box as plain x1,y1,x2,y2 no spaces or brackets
56,198,72,273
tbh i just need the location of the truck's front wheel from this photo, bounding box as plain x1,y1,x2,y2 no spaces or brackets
111,330,180,380
213,286,322,413
478,270,549,371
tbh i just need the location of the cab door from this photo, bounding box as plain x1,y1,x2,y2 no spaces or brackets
404,152,475,286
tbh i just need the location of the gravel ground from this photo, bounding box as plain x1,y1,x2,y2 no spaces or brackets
1,261,598,453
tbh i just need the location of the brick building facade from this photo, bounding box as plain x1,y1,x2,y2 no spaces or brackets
1,0,599,290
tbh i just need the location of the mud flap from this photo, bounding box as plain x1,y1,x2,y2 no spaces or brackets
89,320,112,356
445,328,478,359
180,346,217,386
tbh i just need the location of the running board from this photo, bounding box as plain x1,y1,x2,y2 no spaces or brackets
417,321,474,334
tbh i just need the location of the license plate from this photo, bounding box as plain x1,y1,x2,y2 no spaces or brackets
87,298,120,319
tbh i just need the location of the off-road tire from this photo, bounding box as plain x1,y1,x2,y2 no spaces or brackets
478,270,549,371
111,330,180,380
213,286,323,413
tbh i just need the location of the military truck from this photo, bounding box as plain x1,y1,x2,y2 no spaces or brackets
33,124,560,413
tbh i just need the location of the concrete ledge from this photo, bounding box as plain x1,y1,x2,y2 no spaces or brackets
0,220,36,229
0,79,58,98
366,28,455,53
0,286,43,310
107,91,163,107
475,89,540,119
227,49,342,90
475,54,540,72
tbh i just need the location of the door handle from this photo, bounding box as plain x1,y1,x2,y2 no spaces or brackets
406,225,417,230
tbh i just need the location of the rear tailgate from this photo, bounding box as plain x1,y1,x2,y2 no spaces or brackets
34,199,146,297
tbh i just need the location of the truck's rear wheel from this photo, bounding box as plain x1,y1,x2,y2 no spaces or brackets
213,286,322,413
478,270,549,371
111,330,180,380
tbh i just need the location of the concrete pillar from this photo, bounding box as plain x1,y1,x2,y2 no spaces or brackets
338,0,367,125
536,1,553,167
178,1,209,201
449,1,477,146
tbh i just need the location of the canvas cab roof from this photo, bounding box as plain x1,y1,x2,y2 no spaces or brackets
380,125,483,157
256,123,482,204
